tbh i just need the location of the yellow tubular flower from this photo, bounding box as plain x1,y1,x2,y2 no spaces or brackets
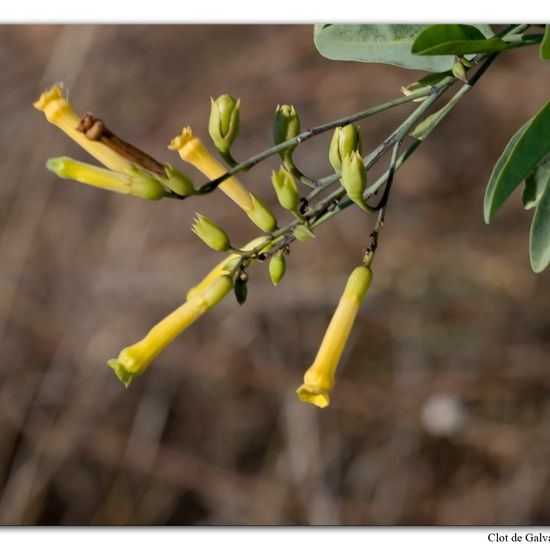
108,275,233,387
297,266,373,408
34,85,133,174
170,128,278,232
170,127,253,210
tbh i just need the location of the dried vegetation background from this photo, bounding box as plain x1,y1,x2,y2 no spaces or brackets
1,25,550,525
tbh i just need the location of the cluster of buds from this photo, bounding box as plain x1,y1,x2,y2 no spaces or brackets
35,84,377,409
297,266,373,407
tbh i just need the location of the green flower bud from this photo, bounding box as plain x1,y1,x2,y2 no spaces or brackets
129,168,168,200
209,94,240,154
341,152,370,212
246,194,278,233
451,60,468,83
233,275,248,305
271,167,300,211
161,164,195,196
293,224,315,241
329,125,362,173
272,104,301,150
191,213,231,252
269,251,286,286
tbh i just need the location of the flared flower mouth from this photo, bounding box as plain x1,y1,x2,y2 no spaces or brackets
107,358,134,388
296,383,330,408
168,126,196,154
296,265,373,408
107,275,233,387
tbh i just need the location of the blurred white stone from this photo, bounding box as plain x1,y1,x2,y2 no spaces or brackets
421,393,466,436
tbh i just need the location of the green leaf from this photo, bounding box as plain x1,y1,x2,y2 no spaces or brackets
540,25,550,60
484,100,550,223
530,180,550,272
523,155,550,209
412,24,506,55
314,25,455,72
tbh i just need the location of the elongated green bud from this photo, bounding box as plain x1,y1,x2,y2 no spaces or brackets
341,152,370,212
191,213,231,251
162,164,195,196
46,156,166,200
246,194,277,233
271,167,300,211
329,125,362,172
451,60,468,83
209,94,240,154
269,251,286,286
234,276,248,305
273,104,300,150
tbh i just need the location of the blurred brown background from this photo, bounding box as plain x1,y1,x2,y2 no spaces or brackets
1,24,550,525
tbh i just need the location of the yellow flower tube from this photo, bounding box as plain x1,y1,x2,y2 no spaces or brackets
169,127,277,232
34,85,133,174
170,127,253,210
297,265,373,408
108,275,233,387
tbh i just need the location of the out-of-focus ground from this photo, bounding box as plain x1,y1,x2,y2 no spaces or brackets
1,25,550,525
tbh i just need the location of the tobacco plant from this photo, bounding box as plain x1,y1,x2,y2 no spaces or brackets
34,24,550,408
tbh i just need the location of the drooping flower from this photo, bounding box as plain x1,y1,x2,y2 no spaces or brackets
297,265,373,408
108,275,233,387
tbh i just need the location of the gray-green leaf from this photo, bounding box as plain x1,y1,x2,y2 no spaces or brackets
484,100,550,223
314,25,455,72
